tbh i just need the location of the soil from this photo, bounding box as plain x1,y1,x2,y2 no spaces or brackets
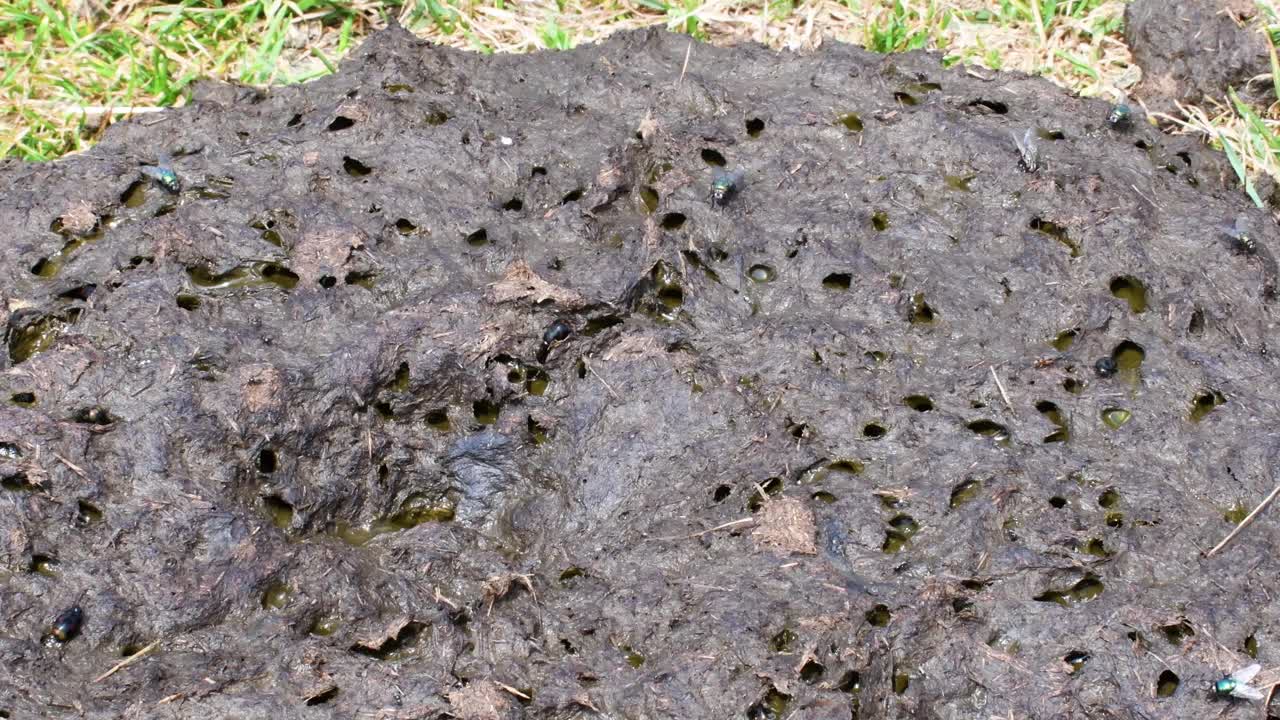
1126,0,1274,113
3,24,1280,720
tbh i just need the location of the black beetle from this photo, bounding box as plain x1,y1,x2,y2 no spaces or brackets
44,605,83,646
1094,357,1117,378
542,320,572,346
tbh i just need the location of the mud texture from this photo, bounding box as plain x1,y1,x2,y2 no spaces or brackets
3,25,1280,720
1126,0,1274,112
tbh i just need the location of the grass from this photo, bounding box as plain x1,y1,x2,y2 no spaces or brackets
1151,0,1280,207
0,0,1275,198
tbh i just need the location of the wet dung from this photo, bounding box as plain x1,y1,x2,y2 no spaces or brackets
0,26,1273,720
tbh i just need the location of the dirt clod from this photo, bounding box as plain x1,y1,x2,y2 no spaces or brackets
448,681,519,720
55,202,98,236
754,496,817,555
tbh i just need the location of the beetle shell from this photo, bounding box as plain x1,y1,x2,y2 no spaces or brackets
542,321,572,346
1094,357,1117,378
45,605,83,645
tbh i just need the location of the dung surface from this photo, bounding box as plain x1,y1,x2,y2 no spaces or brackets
2,25,1280,719
1125,0,1274,112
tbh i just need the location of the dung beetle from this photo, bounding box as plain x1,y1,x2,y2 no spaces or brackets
537,320,573,363
542,320,572,346
1106,103,1132,131
1093,357,1117,378
43,605,83,647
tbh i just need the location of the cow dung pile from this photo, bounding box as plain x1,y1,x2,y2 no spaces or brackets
2,24,1279,720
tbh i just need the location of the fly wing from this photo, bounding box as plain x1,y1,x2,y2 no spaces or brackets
1232,215,1252,239
1231,663,1262,684
714,168,746,186
1231,682,1266,701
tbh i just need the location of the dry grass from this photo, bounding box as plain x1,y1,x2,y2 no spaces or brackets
0,0,1276,201
1153,0,1280,204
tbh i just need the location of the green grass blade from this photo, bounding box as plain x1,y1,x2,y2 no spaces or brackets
1219,124,1264,208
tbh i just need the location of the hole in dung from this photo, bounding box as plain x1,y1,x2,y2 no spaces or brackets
822,272,852,290
1064,651,1089,673
57,284,96,301
749,264,776,283
949,479,982,509
639,186,659,213
1109,276,1147,313
1051,329,1078,351
967,98,1008,114
865,604,891,626
426,408,451,432
1188,307,1205,335
1030,217,1080,257
263,495,293,529
909,294,936,324
1156,670,1179,698
75,500,103,526
473,399,500,425
903,395,934,412
1190,389,1226,422
306,687,339,706
327,116,355,131
73,407,114,425
1111,340,1145,370
256,447,277,474
837,112,863,131
342,157,372,177
700,148,726,166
